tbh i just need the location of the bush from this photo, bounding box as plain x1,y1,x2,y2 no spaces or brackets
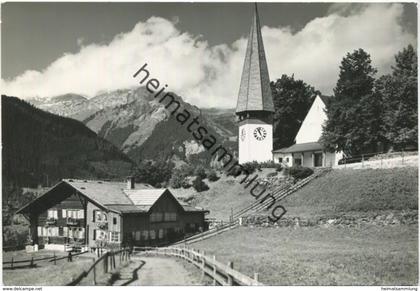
267,172,278,178
169,164,195,188
182,180,192,189
179,164,194,176
207,170,220,182
192,176,209,192
169,171,185,189
226,161,259,177
242,161,260,174
259,160,277,168
136,160,174,187
275,164,283,172
285,166,314,180
194,165,207,179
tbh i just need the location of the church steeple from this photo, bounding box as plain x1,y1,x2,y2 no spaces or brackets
236,3,274,114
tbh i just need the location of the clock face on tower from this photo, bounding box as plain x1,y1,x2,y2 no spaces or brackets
240,128,246,141
253,127,267,141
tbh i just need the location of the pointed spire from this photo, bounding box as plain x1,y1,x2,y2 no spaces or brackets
236,3,274,114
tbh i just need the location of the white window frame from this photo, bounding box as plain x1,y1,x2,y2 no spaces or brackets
47,209,58,219
158,229,164,239
109,231,120,243
150,212,163,222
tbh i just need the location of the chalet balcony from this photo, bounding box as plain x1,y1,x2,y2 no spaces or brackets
45,217,57,225
66,217,82,226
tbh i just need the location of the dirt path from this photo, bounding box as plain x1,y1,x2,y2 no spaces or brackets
123,256,204,286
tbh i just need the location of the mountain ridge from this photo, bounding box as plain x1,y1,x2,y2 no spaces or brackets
28,87,238,165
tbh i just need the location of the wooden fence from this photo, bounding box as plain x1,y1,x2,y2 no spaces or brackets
133,246,263,286
67,248,131,286
3,251,88,270
172,221,239,245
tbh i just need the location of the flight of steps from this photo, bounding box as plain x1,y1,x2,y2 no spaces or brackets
232,167,331,220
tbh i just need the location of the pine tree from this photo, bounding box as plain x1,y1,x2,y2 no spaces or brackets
321,49,382,155
377,44,418,150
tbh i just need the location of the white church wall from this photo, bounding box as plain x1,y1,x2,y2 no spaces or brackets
272,152,293,167
295,96,327,144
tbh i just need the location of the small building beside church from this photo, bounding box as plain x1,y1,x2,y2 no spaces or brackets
17,178,208,251
273,95,343,167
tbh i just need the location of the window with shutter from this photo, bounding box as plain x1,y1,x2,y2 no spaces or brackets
93,229,96,240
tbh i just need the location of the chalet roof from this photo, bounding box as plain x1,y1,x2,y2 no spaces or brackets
273,142,323,153
124,189,167,206
17,179,207,215
105,204,150,213
236,4,274,114
182,205,209,212
63,179,153,205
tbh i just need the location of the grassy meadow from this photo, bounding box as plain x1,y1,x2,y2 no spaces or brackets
2,250,94,286
190,225,418,285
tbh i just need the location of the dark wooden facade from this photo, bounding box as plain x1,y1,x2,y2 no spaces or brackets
122,192,206,247
18,180,208,250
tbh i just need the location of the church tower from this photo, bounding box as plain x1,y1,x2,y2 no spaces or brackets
236,4,274,164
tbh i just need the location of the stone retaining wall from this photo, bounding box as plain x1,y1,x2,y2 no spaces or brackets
240,211,418,228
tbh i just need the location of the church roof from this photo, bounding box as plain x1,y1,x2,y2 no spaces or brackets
273,142,324,153
236,4,274,114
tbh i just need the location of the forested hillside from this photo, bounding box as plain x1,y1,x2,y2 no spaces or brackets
2,95,136,220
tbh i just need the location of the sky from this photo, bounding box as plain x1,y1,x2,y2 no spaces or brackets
1,2,417,108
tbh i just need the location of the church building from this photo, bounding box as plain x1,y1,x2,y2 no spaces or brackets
236,5,342,167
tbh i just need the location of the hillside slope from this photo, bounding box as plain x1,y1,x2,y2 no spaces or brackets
176,167,418,221
279,167,418,218
2,95,136,197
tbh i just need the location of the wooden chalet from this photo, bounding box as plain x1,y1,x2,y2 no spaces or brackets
17,177,209,252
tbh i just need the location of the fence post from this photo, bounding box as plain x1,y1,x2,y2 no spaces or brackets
30,256,34,268
103,253,108,273
212,255,217,286
54,252,56,265
93,263,97,285
11,257,14,269
362,155,364,167
254,273,259,284
201,251,206,275
402,151,405,164
227,262,234,285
